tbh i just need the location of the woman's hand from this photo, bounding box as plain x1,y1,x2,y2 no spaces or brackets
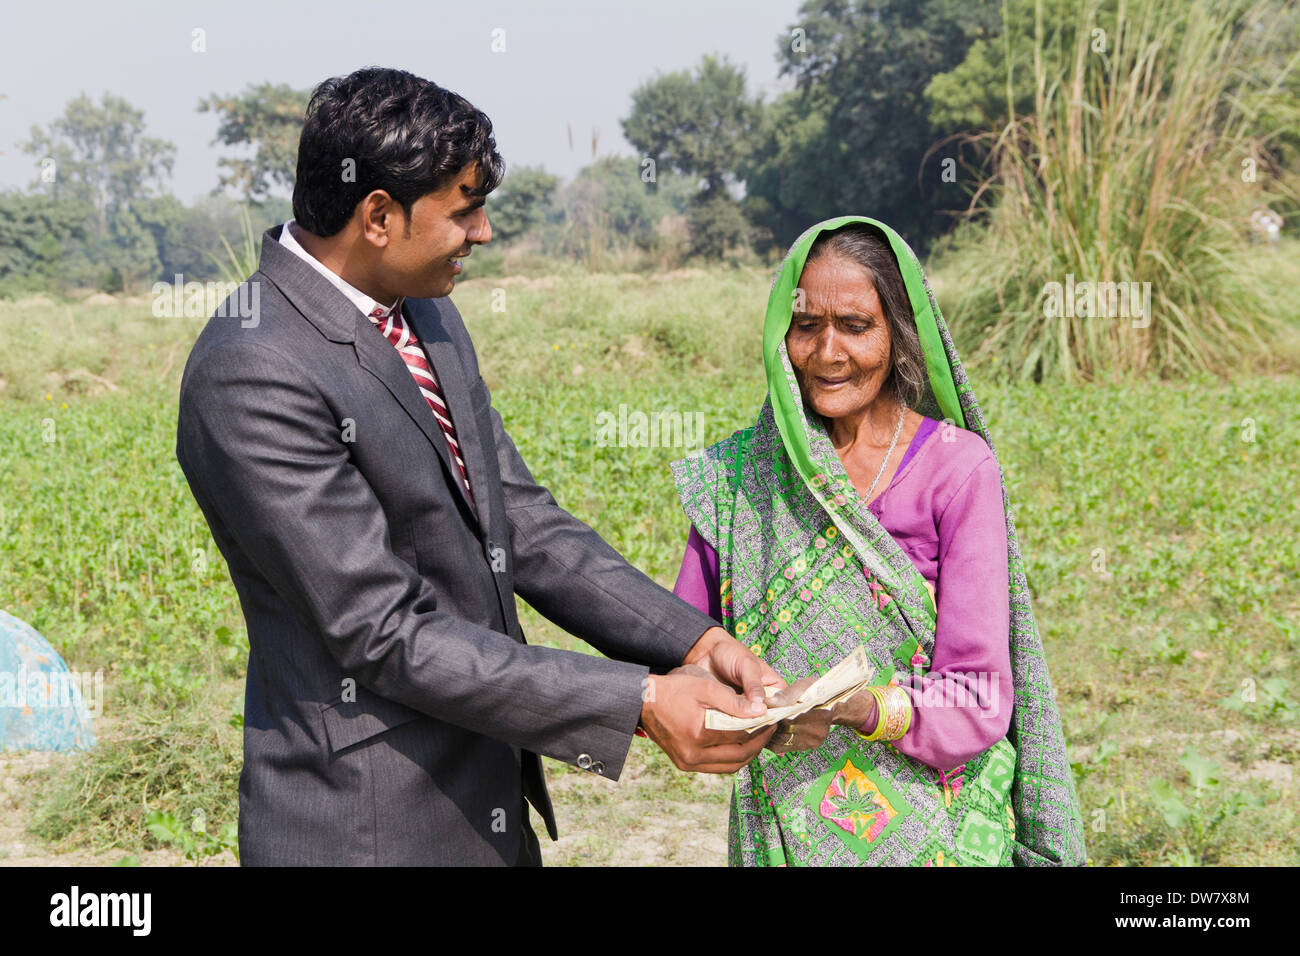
765,675,833,755
829,687,878,732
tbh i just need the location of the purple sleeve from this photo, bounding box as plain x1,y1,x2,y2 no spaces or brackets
672,525,723,623
886,455,1013,771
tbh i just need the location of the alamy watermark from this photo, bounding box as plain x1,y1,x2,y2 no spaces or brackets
49,886,150,936
0,667,103,717
908,670,1002,719
152,274,260,327
594,404,705,449
1039,274,1152,328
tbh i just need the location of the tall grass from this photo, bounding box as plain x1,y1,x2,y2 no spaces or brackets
945,0,1300,381
213,207,259,285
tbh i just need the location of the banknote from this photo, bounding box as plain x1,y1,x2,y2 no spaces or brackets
703,645,876,732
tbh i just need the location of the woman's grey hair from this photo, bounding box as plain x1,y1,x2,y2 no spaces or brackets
804,223,926,409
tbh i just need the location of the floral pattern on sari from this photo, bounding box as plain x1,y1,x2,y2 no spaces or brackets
818,758,897,841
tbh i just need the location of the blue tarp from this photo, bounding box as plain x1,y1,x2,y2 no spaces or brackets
0,609,97,752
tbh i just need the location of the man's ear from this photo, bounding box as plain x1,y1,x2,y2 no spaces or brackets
358,190,397,247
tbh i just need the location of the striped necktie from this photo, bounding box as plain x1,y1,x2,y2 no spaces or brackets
366,303,475,511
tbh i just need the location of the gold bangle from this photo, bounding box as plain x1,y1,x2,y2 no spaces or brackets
854,685,889,741
898,690,913,737
879,685,912,740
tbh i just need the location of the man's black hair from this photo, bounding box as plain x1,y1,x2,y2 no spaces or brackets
292,67,505,237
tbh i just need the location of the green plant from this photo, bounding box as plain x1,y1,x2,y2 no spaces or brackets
1148,747,1265,865
945,0,1300,381
1071,738,1117,784
1219,675,1299,722
8,274,1300,866
1149,631,1187,667
144,810,238,864
214,206,259,285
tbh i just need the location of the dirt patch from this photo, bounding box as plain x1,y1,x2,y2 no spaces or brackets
535,795,729,866
43,367,121,397
1244,759,1294,788
0,749,211,866
535,745,733,866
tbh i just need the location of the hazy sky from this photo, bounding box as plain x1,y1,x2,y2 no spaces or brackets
0,0,804,203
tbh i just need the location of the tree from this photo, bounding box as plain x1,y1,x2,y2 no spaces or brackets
22,92,176,235
199,82,310,202
20,93,175,291
742,0,999,254
923,0,1140,136
622,54,760,195
739,85,843,255
546,157,692,265
686,191,753,262
0,191,90,288
565,157,695,239
924,26,1033,133
622,54,761,258
488,165,561,244
102,206,161,292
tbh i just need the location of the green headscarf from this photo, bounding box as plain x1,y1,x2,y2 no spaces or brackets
764,215,970,601
673,215,1086,866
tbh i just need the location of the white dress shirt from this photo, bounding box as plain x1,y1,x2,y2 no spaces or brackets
278,220,401,319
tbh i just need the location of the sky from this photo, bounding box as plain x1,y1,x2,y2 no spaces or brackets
0,0,805,204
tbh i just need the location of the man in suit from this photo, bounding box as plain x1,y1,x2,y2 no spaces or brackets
176,67,780,865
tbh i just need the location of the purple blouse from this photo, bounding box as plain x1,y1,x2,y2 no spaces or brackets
672,416,1013,772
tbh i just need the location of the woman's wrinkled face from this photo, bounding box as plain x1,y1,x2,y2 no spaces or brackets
786,253,893,422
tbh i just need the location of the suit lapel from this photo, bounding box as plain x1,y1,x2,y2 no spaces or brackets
405,299,492,539
353,319,482,527
256,226,483,532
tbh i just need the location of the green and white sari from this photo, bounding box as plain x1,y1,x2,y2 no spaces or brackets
671,216,1086,866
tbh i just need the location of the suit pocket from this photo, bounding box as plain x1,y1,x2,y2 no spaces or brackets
319,688,424,753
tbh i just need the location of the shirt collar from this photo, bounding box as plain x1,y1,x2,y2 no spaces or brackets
278,220,402,320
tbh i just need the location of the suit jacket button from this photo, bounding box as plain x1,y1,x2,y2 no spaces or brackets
576,753,592,770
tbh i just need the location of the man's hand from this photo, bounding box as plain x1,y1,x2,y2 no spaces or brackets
682,626,787,712
640,669,778,773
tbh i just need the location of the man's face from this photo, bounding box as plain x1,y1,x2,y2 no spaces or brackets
377,163,492,299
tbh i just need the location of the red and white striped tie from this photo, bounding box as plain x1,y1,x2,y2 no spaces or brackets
367,303,475,509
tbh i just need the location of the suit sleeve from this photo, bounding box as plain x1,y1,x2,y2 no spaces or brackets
475,374,718,670
177,340,655,780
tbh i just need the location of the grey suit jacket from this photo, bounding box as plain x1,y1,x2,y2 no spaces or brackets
175,226,716,865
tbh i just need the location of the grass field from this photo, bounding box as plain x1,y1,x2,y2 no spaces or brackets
1,249,1297,865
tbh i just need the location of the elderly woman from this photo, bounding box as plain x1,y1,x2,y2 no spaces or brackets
670,216,1085,866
